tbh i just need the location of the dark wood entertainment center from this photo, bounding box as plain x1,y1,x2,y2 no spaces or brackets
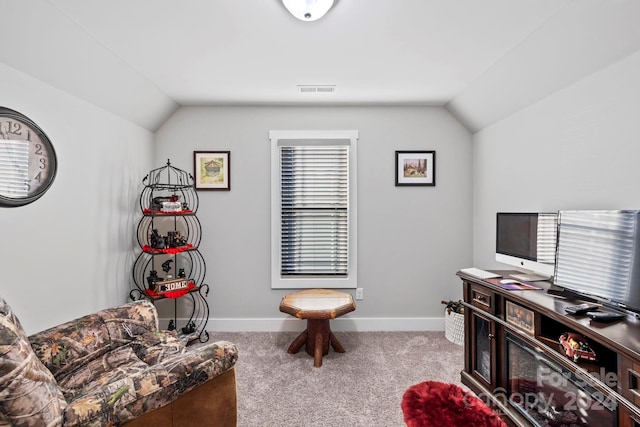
458,270,640,427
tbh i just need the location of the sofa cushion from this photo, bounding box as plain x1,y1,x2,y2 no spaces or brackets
57,331,185,396
56,345,149,396
29,300,159,381
128,330,185,365
61,340,238,427
0,296,67,427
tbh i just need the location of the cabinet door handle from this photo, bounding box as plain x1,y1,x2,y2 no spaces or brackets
488,333,495,340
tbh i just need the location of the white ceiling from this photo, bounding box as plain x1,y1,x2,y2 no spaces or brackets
1,0,639,131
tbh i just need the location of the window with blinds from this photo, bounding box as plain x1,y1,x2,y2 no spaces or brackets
269,130,358,289
536,213,558,264
280,144,348,276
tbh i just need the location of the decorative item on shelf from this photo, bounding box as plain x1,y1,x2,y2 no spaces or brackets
150,229,165,249
506,301,535,334
559,332,597,363
161,201,182,212
182,321,196,335
441,300,464,346
147,270,161,290
162,259,173,273
150,194,186,212
143,279,196,299
158,278,191,292
149,229,188,250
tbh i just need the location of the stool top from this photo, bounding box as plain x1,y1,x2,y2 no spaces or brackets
279,289,356,320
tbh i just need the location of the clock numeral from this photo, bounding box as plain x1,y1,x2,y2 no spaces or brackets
34,171,42,183
0,121,30,140
7,120,22,136
39,158,46,169
35,143,43,155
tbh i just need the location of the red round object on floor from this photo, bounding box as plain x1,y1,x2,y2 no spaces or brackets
401,381,507,427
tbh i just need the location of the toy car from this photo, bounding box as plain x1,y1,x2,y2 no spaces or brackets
559,332,597,362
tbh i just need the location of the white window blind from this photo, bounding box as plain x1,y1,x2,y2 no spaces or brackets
280,143,348,276
536,213,558,264
269,130,358,289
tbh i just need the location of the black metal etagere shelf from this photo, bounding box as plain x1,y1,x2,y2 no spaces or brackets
130,159,210,344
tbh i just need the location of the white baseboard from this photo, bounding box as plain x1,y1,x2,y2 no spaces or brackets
160,317,445,332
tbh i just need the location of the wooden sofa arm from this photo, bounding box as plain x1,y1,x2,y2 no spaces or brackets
122,367,237,427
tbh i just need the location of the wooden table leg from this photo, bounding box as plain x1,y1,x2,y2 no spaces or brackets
285,318,349,367
329,331,346,353
287,329,308,354
313,330,323,367
305,319,330,367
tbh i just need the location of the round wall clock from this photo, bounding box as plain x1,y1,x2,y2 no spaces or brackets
0,107,57,207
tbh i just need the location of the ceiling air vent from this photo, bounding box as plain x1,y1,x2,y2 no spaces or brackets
316,86,335,93
298,85,336,93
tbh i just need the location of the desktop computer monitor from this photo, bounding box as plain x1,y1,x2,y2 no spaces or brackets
495,212,557,281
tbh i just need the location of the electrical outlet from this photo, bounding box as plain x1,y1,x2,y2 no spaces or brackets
355,287,364,300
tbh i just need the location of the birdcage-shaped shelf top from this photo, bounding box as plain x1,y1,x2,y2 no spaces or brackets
140,159,199,213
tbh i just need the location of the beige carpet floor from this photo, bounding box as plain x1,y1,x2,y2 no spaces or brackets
209,331,465,427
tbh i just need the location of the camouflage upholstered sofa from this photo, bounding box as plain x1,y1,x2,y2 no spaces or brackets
0,296,238,427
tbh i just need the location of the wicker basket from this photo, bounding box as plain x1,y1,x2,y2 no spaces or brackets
444,309,464,346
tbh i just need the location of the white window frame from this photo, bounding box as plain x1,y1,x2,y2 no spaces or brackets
269,130,358,289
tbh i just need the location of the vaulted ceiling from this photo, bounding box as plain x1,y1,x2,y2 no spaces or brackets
2,1,639,132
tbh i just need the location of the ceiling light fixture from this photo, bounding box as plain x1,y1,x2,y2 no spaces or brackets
282,0,337,22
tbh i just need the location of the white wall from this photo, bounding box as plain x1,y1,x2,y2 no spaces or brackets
155,106,472,331
473,50,640,269
0,63,154,334
447,0,640,133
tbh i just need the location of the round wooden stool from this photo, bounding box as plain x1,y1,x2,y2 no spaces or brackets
279,289,356,367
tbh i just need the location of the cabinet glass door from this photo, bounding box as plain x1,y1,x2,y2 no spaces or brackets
472,311,494,387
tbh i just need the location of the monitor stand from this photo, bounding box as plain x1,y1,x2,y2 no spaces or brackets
546,284,566,297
